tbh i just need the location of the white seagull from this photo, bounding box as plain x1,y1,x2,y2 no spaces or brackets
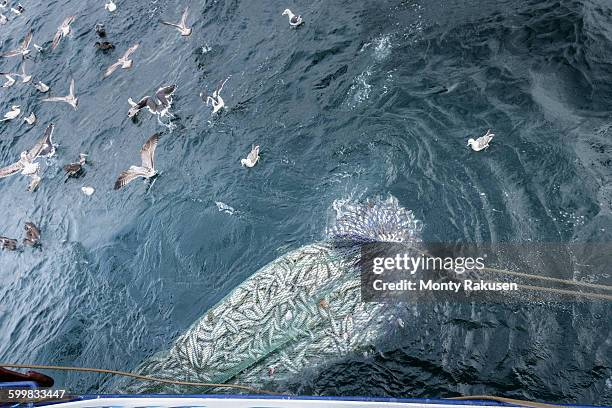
204,77,229,114
10,3,23,15
241,145,260,168
52,15,76,50
105,0,116,12
114,133,160,190
24,112,36,125
0,105,21,121
1,73,16,87
0,13,7,24
34,81,50,93
282,9,303,27
467,129,495,152
0,30,32,58
16,61,31,82
42,78,78,110
0,124,55,192
161,7,192,36
104,43,139,77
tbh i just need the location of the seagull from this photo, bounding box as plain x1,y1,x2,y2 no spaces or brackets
0,13,7,25
104,43,139,77
282,9,303,27
241,145,260,168
52,15,76,50
204,77,229,114
34,81,49,92
105,0,116,12
0,1,6,8
95,41,114,51
42,78,78,110
0,105,21,121
23,222,41,247
0,124,55,191
1,73,16,87
0,236,17,251
0,30,32,58
128,84,176,118
63,153,87,180
467,129,495,151
114,133,160,190
95,23,107,38
24,112,36,125
81,186,95,196
161,7,192,36
10,3,23,15
16,61,31,82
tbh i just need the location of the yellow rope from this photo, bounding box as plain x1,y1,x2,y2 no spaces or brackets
448,395,563,408
482,267,612,292
0,363,284,395
516,283,612,302
2,364,567,407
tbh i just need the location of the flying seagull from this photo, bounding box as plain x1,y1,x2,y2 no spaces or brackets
128,84,176,118
42,78,78,110
114,133,160,190
467,129,495,152
1,73,15,87
0,29,32,58
104,43,139,77
161,7,192,36
282,9,303,27
16,61,31,82
52,15,76,50
241,145,260,168
0,124,55,191
0,63,30,86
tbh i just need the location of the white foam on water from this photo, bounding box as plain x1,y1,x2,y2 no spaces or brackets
346,69,373,109
373,34,392,62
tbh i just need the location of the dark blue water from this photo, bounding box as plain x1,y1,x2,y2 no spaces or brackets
0,0,611,404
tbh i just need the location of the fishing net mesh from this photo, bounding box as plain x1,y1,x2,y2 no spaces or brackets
120,196,421,394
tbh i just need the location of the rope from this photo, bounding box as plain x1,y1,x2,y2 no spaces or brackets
0,364,284,395
481,267,612,292
409,250,612,301
1,364,566,408
516,283,612,302
413,248,612,294
448,395,563,408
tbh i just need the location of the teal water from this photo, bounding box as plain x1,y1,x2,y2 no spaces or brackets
0,0,611,404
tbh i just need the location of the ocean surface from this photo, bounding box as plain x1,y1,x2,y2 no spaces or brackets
0,0,611,404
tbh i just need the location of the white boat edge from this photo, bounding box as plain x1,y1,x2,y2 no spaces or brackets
45,396,516,408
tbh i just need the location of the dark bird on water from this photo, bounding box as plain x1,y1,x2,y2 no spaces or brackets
0,236,17,251
95,41,114,51
95,23,106,38
64,153,88,180
23,222,41,247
